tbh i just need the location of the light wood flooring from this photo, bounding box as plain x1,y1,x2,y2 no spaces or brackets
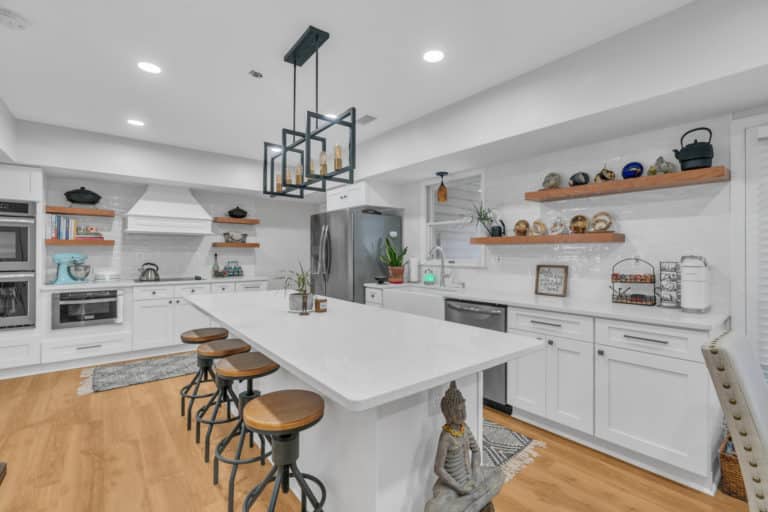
0,364,748,512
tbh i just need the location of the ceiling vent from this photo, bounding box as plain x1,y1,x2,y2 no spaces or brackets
0,8,29,30
359,114,377,126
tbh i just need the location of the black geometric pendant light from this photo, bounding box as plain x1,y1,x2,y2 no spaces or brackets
263,26,356,198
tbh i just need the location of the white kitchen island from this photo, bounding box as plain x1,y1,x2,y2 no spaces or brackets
187,290,541,511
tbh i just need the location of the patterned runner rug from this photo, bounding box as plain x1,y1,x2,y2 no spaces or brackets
78,352,197,395
483,419,546,481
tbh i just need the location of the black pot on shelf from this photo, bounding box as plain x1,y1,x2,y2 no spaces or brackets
674,127,714,171
228,206,247,218
65,187,101,205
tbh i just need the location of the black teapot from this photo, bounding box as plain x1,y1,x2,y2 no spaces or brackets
490,219,506,237
674,127,713,171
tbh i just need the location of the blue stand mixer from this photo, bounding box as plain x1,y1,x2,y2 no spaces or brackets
52,253,90,284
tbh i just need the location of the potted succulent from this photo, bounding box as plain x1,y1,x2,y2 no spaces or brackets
283,262,313,315
380,237,408,284
471,202,495,236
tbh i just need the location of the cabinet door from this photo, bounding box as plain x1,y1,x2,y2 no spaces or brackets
132,299,174,350
173,299,211,342
595,345,710,475
546,337,594,434
507,332,547,417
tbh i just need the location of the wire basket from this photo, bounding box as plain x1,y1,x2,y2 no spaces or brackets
611,257,657,306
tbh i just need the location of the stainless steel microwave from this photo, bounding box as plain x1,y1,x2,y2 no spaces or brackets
0,200,36,272
52,289,123,329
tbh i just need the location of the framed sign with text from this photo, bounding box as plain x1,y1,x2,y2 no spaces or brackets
535,265,569,297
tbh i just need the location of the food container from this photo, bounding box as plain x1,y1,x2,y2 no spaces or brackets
680,255,710,313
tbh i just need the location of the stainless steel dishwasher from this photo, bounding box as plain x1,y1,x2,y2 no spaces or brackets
445,299,511,414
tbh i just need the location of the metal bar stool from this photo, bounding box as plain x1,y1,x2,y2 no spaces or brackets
194,339,252,462
241,389,327,512
180,327,229,431
212,352,280,512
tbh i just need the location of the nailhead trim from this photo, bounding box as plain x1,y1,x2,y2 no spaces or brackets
754,476,762,483
745,446,753,452
750,461,759,468
730,398,738,405
757,492,765,500
723,383,731,389
734,414,742,421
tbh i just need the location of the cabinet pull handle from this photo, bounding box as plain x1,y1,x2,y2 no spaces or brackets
152,291,156,295
530,320,562,328
191,289,195,293
623,334,669,345
176,300,180,304
77,344,102,351
597,349,605,356
547,339,554,346
168,300,173,304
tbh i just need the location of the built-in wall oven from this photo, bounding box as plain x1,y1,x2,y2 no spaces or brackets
52,290,123,329
0,200,36,272
0,272,35,329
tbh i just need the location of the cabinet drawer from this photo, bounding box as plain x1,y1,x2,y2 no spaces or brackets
596,319,708,362
365,287,383,305
508,307,593,342
42,333,132,363
0,337,40,369
174,284,211,297
235,281,268,292
134,286,174,300
211,283,235,294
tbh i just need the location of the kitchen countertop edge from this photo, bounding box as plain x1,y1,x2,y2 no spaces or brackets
40,276,272,292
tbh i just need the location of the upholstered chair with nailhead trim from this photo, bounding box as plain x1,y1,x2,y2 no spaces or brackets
703,333,768,512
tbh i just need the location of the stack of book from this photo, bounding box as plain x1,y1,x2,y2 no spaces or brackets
46,215,105,241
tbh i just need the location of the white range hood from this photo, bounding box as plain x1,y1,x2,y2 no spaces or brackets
124,185,213,235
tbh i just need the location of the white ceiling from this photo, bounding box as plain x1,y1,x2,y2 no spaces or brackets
0,0,691,160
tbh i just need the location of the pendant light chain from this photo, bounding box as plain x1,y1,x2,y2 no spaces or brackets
315,40,319,130
292,61,297,142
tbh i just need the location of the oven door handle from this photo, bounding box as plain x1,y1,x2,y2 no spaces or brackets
0,273,35,280
57,298,118,305
0,217,35,224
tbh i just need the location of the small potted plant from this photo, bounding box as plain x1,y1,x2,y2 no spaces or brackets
471,202,495,236
380,237,408,284
283,262,313,315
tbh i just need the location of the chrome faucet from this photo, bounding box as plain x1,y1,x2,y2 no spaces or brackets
429,245,448,287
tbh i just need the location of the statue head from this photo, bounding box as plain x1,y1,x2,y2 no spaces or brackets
441,381,467,426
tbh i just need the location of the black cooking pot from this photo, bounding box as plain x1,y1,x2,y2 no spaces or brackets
674,127,713,171
228,206,247,218
65,187,102,205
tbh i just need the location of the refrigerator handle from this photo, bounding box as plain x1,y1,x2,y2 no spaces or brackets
323,224,332,276
317,224,326,276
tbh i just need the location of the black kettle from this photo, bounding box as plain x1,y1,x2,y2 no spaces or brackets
673,127,713,171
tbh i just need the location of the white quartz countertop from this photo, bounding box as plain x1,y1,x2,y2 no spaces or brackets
187,291,541,411
40,276,271,292
364,283,729,332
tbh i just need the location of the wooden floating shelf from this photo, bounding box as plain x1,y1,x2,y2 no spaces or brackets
471,233,626,245
45,239,115,246
524,166,730,202
212,242,261,248
213,217,261,225
46,206,116,217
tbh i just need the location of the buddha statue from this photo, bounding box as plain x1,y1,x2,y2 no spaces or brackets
425,381,504,512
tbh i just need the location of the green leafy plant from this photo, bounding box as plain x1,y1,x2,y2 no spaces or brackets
471,202,495,235
283,261,311,295
380,237,408,267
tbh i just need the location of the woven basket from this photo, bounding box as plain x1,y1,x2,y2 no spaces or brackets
720,437,747,501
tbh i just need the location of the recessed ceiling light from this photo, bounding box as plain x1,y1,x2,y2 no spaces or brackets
126,119,145,127
137,61,162,74
423,50,445,63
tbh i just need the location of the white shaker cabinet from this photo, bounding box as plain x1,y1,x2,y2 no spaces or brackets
132,298,175,350
546,336,594,434
594,344,714,475
172,298,211,343
507,338,547,417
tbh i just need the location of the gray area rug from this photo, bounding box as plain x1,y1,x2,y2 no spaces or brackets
78,352,197,395
483,419,545,481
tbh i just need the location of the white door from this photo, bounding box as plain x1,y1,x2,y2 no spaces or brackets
173,298,211,343
507,332,547,417
595,344,710,475
132,298,174,350
546,336,594,434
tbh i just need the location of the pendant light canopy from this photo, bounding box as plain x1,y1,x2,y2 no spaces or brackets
436,172,449,203
263,26,357,199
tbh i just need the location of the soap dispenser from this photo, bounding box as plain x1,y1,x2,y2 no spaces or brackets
423,268,436,285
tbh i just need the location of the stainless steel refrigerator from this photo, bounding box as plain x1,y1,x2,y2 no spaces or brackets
311,207,403,303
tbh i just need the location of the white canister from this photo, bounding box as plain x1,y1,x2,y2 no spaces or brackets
680,255,710,313
408,257,420,283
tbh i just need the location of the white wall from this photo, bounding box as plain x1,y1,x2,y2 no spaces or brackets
359,0,768,180
383,116,732,311
44,176,315,285
0,99,16,162
18,121,261,191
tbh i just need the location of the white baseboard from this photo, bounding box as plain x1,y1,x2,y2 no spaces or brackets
512,409,719,496
0,345,192,380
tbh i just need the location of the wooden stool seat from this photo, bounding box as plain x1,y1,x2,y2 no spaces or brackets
214,352,279,379
198,339,251,358
181,327,229,344
243,390,324,434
